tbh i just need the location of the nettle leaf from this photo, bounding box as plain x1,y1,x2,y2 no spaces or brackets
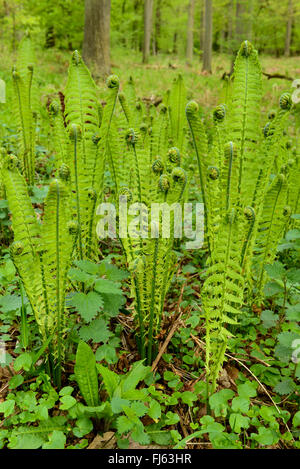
101,292,126,317
260,310,279,329
74,341,99,407
94,278,123,295
274,378,296,396
79,318,111,343
68,267,95,286
264,281,284,297
98,261,129,281
286,303,300,322
70,291,103,322
116,415,134,434
265,262,286,281
74,260,100,275
286,268,300,285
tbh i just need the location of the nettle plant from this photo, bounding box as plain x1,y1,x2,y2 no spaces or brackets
186,40,298,392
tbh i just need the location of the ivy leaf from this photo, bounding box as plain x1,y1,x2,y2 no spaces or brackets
69,292,103,322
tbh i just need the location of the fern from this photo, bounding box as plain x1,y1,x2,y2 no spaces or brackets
1,155,76,386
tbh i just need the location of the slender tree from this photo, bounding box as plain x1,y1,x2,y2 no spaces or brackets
143,0,154,63
202,0,213,73
82,0,111,77
284,0,293,56
186,0,195,64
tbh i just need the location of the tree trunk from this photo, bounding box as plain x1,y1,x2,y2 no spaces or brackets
186,0,195,64
235,1,245,47
202,0,213,73
246,0,253,42
155,0,162,54
82,0,111,77
284,0,293,57
143,0,154,63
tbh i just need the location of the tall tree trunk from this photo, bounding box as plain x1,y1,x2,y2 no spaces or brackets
227,0,234,53
202,0,213,73
246,0,253,42
284,0,293,57
235,1,245,47
186,0,195,64
143,0,154,63
82,0,111,77
155,0,162,54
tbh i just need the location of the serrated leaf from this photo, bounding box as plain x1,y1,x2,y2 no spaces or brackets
79,318,111,343
69,291,103,322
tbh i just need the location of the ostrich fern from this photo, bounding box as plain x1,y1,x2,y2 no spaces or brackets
186,40,295,392
100,76,188,363
1,154,76,386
